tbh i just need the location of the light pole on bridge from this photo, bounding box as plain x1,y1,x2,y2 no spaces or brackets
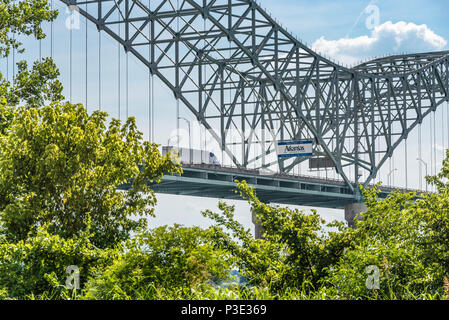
179,117,192,164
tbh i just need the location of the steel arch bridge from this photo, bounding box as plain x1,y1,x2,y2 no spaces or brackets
60,0,449,194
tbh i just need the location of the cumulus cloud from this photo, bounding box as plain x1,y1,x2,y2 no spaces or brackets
311,21,447,66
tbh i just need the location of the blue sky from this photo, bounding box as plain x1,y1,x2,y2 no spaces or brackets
3,0,449,233
260,0,449,43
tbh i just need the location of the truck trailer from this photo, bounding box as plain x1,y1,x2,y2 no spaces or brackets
162,146,220,166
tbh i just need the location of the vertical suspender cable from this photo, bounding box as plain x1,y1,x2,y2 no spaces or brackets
12,33,15,81
98,31,101,110
148,67,153,142
150,0,155,143
430,113,433,183
85,3,88,109
148,0,151,142
203,19,206,153
403,77,407,188
391,155,396,187
405,139,408,189
441,102,446,154
152,3,155,142
176,0,180,150
126,52,129,119
176,100,180,149
388,156,392,187
377,137,382,183
378,134,381,184
118,10,121,120
11,0,15,81
230,40,234,168
418,124,422,190
349,138,352,182
433,111,437,181
38,0,41,61
124,1,128,120
51,0,54,58
6,9,8,80
70,20,73,102
152,75,155,142
433,112,436,191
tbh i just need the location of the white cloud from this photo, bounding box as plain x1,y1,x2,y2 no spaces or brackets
311,21,447,66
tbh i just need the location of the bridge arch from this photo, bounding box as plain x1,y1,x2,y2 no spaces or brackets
59,0,449,191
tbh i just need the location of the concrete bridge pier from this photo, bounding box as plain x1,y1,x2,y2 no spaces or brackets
252,200,270,239
344,203,367,228
252,210,263,240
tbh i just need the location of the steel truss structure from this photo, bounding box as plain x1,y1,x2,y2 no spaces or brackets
61,0,449,192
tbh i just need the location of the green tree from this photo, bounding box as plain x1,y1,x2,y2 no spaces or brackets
0,223,116,299
0,0,62,133
84,225,233,300
0,0,57,58
0,57,64,136
202,181,350,292
323,151,449,299
0,103,181,248
201,158,449,299
1,58,64,108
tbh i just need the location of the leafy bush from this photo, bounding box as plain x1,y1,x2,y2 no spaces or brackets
324,165,449,299
201,182,351,293
0,103,181,248
0,224,114,299
201,163,449,300
83,225,233,300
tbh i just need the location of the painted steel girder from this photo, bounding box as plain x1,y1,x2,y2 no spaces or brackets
59,0,449,191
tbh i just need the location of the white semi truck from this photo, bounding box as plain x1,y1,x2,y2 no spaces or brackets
162,146,220,165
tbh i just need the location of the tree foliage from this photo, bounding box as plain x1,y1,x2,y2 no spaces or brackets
201,182,351,292
0,223,114,299
0,0,57,57
84,225,233,300
318,152,449,299
1,0,449,301
0,103,181,248
1,58,64,107
199,150,449,299
0,0,62,132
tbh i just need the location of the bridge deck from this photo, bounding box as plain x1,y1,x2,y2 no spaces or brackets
142,164,419,209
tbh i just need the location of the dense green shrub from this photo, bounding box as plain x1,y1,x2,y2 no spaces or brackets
0,224,114,299
318,156,449,299
201,182,351,293
201,156,449,300
0,103,181,248
83,225,233,300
